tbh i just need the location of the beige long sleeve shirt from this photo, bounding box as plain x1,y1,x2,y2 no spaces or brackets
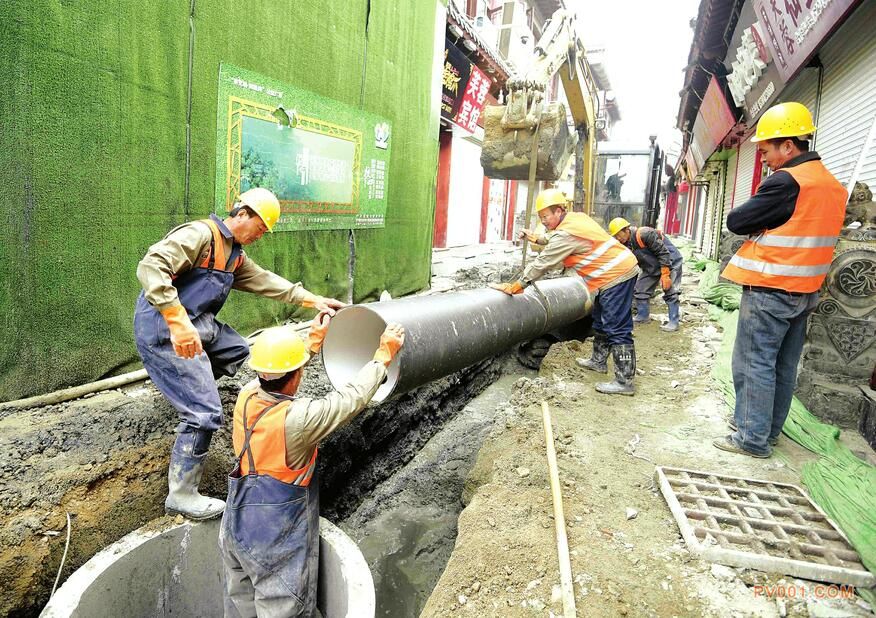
521,230,639,292
243,360,387,469
136,215,311,311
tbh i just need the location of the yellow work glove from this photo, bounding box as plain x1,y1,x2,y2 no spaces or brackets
373,323,405,366
660,267,672,292
160,305,203,359
305,311,331,354
489,281,525,295
300,292,346,316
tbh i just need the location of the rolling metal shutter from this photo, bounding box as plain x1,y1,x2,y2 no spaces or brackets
733,140,758,209
813,0,876,187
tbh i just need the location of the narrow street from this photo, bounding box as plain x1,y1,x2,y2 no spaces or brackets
422,258,875,617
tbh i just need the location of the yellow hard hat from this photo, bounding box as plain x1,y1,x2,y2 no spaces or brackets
751,102,817,142
248,326,309,375
608,217,631,237
237,188,281,231
535,188,569,213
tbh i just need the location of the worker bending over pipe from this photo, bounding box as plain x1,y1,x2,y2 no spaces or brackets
219,314,404,617
492,189,640,395
608,217,684,332
134,188,345,521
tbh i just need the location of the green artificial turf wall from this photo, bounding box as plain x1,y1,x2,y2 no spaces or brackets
0,0,441,400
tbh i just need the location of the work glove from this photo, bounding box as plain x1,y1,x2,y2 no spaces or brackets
489,281,525,295
660,267,672,292
305,311,331,354
160,305,203,359
301,292,346,316
373,323,405,366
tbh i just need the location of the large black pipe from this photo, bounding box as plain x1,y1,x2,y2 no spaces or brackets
321,277,592,402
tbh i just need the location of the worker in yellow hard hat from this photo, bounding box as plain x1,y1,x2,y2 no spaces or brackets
608,216,684,332
220,316,404,616
491,188,642,396
134,187,346,521
716,101,846,458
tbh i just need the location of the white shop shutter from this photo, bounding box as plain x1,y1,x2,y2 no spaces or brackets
733,140,758,209
720,148,738,232
814,0,876,187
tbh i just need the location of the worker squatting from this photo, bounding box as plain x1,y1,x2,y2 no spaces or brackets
134,100,846,616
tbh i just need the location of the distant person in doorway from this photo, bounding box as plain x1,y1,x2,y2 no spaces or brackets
220,317,404,617
491,189,640,395
716,102,846,458
608,217,684,332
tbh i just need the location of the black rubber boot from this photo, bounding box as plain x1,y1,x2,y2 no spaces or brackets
165,429,225,520
596,344,636,396
576,332,609,373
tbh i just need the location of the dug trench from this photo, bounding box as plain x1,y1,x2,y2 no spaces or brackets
0,340,535,617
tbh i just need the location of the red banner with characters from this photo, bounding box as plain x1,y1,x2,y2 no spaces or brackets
441,38,492,134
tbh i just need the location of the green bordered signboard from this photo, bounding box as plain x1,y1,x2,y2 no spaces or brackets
215,63,391,231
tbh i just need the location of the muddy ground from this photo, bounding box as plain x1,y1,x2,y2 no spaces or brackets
422,276,876,617
0,245,523,618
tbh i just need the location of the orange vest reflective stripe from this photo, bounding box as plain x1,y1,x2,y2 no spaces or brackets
232,387,318,486
556,213,638,292
721,160,845,293
200,219,244,272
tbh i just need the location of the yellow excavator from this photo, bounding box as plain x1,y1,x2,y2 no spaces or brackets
480,9,599,224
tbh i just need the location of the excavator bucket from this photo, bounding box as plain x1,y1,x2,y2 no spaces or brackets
480,101,574,181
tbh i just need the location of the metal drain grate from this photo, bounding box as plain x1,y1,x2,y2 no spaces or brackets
655,466,876,587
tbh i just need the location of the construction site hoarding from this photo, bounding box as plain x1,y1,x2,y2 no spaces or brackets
216,63,392,231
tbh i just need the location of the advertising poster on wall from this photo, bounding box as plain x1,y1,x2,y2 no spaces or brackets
215,63,392,231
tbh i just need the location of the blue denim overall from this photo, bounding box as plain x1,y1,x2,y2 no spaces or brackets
134,215,249,432
219,394,320,618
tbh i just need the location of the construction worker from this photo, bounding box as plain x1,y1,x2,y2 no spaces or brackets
491,189,641,395
608,217,684,332
716,102,846,458
219,316,405,617
134,188,345,520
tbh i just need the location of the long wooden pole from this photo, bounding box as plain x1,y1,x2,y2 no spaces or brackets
541,401,577,617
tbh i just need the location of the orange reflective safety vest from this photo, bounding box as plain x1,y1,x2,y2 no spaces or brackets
555,212,638,292
232,386,318,486
721,160,846,293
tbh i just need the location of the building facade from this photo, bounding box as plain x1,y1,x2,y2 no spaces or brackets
673,0,876,443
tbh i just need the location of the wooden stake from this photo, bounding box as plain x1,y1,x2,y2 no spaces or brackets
542,400,577,617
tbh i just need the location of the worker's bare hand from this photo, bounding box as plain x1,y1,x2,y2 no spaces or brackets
518,229,538,243
314,296,347,316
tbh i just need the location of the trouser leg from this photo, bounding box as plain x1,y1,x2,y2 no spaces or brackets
220,535,258,618
135,336,224,432
599,278,636,346
205,322,250,380
769,295,817,441
730,290,790,456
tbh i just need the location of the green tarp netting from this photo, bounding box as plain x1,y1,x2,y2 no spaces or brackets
702,260,876,602
1,0,441,400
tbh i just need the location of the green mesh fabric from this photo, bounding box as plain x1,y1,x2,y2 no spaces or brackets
1,0,441,400
706,267,876,602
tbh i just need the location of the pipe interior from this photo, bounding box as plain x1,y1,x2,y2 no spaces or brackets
322,306,397,403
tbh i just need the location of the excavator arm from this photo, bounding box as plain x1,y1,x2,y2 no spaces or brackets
480,9,599,213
